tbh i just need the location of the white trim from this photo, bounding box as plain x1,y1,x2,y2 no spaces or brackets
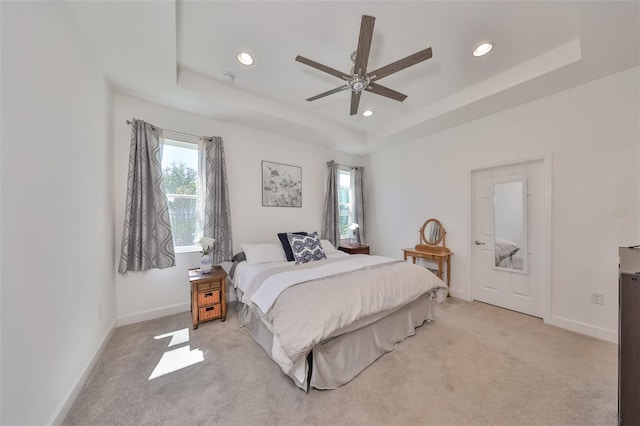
545,315,617,343
449,288,467,299
164,135,199,147
469,153,552,322
117,302,190,327
49,319,117,426
174,245,200,254
542,154,553,324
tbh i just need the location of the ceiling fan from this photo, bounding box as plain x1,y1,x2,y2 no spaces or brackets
295,15,433,116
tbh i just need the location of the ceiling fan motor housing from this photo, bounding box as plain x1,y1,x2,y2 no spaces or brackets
349,75,370,92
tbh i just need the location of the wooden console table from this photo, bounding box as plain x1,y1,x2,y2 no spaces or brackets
403,247,453,288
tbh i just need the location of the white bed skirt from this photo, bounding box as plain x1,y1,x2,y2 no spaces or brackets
238,294,434,391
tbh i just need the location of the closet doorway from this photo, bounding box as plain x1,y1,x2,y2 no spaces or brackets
470,156,550,318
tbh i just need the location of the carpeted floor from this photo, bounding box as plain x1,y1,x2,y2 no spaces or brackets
64,298,618,425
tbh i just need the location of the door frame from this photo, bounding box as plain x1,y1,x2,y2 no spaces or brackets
468,153,553,323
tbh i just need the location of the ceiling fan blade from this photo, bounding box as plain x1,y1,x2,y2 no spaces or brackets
365,82,407,102
350,91,362,116
306,84,350,101
368,47,433,82
295,55,350,80
353,15,375,76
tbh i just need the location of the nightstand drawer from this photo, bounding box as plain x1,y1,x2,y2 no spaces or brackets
197,281,219,292
198,290,220,306
199,304,221,321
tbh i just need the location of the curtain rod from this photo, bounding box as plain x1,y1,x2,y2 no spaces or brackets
327,161,361,169
126,120,212,141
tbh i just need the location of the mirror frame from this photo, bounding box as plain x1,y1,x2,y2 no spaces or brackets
493,179,528,274
419,218,445,247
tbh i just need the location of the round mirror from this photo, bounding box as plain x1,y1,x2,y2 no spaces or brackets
420,218,445,246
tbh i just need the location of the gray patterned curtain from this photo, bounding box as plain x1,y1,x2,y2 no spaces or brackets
321,161,341,246
118,119,175,273
353,166,365,245
199,136,233,264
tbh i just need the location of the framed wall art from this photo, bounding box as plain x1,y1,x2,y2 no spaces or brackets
262,161,302,207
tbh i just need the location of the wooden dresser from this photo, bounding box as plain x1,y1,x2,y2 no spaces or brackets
619,271,640,425
188,266,227,330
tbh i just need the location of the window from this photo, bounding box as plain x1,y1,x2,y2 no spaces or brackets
339,168,354,238
161,139,200,251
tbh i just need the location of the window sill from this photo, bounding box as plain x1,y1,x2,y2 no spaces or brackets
174,245,201,254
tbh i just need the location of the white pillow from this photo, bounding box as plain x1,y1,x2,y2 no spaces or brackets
241,243,287,264
320,239,339,254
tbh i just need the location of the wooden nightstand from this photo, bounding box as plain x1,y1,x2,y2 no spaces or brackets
338,244,370,255
188,266,227,330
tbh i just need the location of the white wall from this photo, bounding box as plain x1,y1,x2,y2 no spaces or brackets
365,67,640,342
0,2,115,425
114,94,362,324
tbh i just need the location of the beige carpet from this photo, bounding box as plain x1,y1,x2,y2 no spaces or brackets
64,298,618,425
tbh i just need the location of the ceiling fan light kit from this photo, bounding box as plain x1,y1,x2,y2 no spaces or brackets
295,14,433,116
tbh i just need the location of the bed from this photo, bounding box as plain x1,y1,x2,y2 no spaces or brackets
229,235,448,391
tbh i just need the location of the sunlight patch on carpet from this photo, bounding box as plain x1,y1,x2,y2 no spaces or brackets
149,328,204,380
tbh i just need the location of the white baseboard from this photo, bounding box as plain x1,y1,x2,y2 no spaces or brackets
50,319,117,426
448,288,469,300
117,302,190,327
545,315,618,344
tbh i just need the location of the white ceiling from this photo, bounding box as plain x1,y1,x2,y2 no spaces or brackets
66,0,639,154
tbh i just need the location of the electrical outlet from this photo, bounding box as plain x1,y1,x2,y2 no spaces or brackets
591,291,604,305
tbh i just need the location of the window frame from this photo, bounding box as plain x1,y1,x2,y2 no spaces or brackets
162,137,201,253
338,167,355,239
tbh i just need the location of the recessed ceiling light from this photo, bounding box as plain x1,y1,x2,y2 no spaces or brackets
362,110,373,117
237,52,254,66
473,42,493,57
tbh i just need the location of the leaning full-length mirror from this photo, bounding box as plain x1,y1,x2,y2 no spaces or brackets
494,180,527,273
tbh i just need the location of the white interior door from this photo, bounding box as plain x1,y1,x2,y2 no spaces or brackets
471,160,544,317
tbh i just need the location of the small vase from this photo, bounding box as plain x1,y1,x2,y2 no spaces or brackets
200,254,212,274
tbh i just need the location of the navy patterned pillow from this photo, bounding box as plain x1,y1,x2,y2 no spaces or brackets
287,232,327,265
278,231,307,261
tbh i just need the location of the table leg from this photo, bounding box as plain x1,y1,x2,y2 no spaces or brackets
221,278,227,322
438,257,443,280
191,286,198,330
446,255,452,297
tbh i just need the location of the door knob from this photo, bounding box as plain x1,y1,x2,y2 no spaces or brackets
475,240,485,245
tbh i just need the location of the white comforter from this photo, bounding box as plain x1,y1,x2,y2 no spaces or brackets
235,254,447,379
250,255,400,313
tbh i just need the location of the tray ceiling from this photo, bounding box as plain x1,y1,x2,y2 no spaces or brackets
66,0,639,154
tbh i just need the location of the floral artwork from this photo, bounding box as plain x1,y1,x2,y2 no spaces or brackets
262,161,302,207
